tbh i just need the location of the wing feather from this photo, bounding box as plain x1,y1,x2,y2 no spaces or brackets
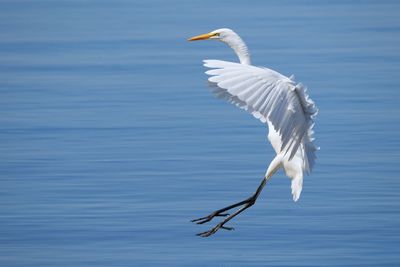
229,78,263,96
203,59,318,173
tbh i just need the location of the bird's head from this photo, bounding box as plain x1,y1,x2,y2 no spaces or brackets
188,28,251,65
188,28,236,42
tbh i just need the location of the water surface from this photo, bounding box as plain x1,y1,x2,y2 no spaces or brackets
1,1,400,266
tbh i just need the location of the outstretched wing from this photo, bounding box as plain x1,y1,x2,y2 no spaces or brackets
204,59,318,173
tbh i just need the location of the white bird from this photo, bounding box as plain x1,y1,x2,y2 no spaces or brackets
188,28,318,237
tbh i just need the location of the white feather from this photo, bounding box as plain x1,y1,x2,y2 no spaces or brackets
204,59,318,176
204,60,319,202
192,28,318,204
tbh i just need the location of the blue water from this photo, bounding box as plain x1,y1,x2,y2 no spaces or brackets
1,1,400,266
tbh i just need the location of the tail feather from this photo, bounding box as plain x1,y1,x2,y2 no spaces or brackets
291,176,303,202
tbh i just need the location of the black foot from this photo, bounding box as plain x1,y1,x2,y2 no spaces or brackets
192,196,256,237
196,223,235,237
191,212,229,224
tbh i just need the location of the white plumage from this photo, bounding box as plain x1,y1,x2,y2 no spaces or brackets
204,59,318,200
189,28,318,236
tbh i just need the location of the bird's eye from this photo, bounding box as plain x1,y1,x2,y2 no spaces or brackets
213,33,220,36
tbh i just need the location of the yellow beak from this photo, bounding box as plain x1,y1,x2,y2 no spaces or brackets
188,32,214,41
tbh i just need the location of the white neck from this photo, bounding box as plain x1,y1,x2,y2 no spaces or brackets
221,33,251,65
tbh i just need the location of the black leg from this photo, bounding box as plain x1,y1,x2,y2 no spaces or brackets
192,177,267,237
191,196,254,224
196,196,256,237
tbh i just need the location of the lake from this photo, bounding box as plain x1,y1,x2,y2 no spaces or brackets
1,0,400,266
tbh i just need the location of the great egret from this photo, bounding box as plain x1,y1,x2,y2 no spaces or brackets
188,28,318,237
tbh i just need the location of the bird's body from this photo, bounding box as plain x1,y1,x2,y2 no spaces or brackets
189,28,318,236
